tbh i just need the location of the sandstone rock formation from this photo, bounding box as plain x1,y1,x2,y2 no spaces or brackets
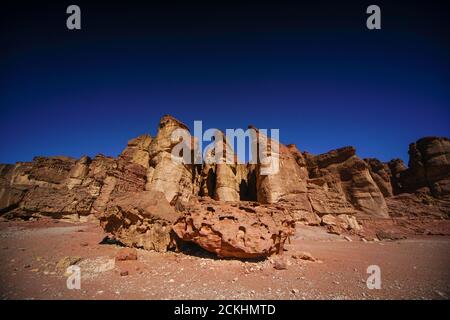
399,137,450,200
145,115,196,203
119,134,152,168
304,147,389,217
100,191,179,252
253,129,309,207
0,115,449,258
387,158,407,194
365,158,394,197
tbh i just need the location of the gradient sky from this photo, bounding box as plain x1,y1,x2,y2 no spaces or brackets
1,0,449,164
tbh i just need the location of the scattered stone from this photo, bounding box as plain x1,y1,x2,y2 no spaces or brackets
120,270,129,276
376,231,407,241
56,256,82,272
115,248,138,261
291,251,317,262
273,256,288,270
435,290,447,298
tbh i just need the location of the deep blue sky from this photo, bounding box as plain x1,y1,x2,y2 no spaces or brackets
1,1,449,164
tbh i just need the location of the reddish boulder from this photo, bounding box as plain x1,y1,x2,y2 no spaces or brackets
172,198,295,258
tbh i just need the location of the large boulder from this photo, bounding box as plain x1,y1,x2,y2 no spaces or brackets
172,198,295,258
100,191,180,252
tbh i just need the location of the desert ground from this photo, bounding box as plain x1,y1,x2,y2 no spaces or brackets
1,216,449,300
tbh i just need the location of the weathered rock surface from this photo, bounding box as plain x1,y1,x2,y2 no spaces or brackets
0,154,147,220
305,147,389,217
0,115,449,258
120,134,152,168
321,213,362,235
101,191,180,252
145,115,196,203
172,198,295,258
386,193,450,218
0,164,26,213
253,129,309,206
365,158,394,197
387,158,407,194
399,137,450,200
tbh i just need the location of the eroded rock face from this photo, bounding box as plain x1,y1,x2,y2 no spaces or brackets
0,114,449,258
0,164,26,213
387,158,407,194
386,193,450,218
253,130,309,207
145,115,196,203
0,153,147,219
101,191,180,252
120,134,152,168
400,137,450,200
307,182,356,216
1,156,98,219
305,147,389,217
172,198,295,258
365,158,394,197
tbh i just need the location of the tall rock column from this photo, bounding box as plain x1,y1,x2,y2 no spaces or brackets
251,128,311,211
146,115,196,203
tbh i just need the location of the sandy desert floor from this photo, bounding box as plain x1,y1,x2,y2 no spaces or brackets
0,217,449,300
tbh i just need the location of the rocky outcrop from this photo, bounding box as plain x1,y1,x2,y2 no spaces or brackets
321,213,362,235
119,134,152,168
253,130,310,208
386,193,450,218
0,115,449,258
305,147,389,217
145,115,196,203
172,198,295,258
0,164,26,213
387,158,407,194
1,156,96,219
399,137,450,200
0,153,147,219
365,158,394,197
